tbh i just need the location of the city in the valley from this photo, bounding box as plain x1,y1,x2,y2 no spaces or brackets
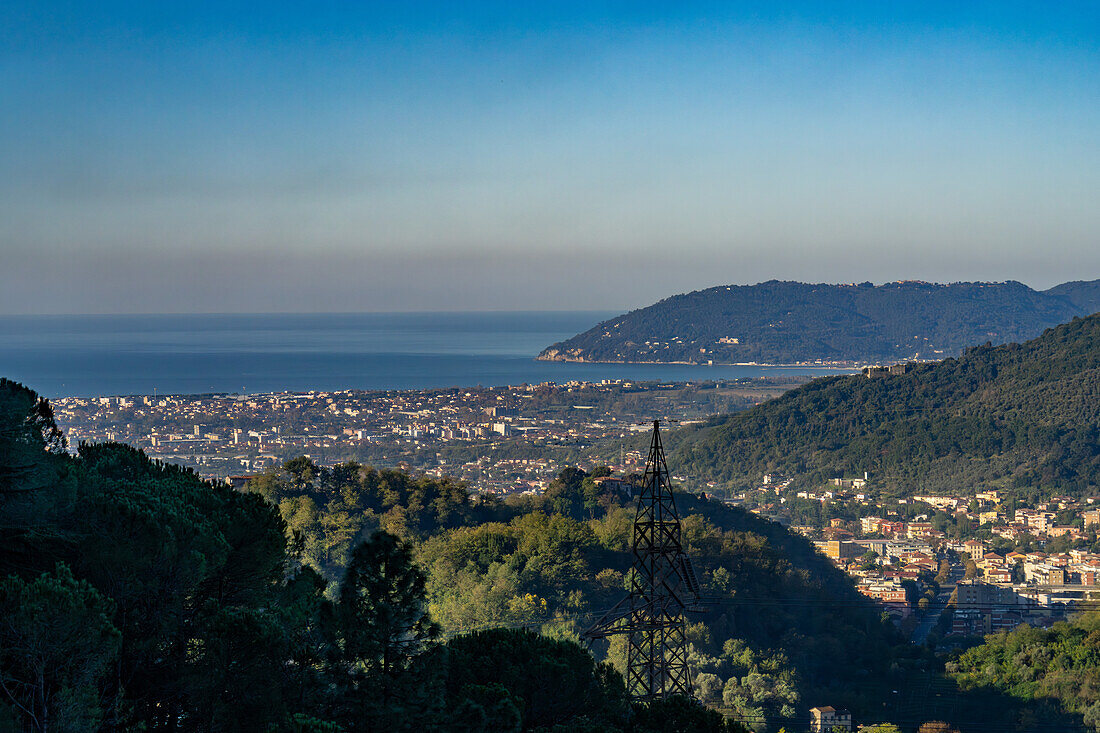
52,377,801,489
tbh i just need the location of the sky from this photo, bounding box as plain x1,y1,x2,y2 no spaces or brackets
2,2,1099,314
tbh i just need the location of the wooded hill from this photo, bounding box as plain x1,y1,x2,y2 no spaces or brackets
669,312,1100,496
950,611,1100,730
539,279,1100,365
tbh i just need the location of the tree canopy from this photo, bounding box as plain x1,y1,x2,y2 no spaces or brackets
672,312,1100,496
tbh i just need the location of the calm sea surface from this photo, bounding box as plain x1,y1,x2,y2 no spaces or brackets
0,312,852,398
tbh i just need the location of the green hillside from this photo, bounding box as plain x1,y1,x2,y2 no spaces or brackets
253,457,922,727
247,456,1087,731
950,612,1100,730
539,279,1100,365
670,313,1100,495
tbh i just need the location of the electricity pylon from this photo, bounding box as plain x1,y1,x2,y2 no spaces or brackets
584,420,702,701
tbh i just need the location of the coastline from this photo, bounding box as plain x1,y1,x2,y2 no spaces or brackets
6,311,861,397
535,355,865,369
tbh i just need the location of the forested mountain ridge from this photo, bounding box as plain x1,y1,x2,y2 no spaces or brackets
539,279,1100,365
669,312,1100,495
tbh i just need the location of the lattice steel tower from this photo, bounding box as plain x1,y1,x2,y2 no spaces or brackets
584,420,702,701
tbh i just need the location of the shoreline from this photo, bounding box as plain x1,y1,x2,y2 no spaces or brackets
535,355,866,369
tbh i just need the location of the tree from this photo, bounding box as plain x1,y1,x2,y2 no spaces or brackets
189,606,294,731
279,566,336,714
284,714,346,733
859,551,879,571
447,682,523,732
332,531,442,728
963,558,978,580
68,442,293,731
284,456,320,495
444,628,629,730
632,694,748,732
0,378,65,495
0,379,69,574
0,564,120,733
337,531,438,672
542,466,589,519
581,477,602,519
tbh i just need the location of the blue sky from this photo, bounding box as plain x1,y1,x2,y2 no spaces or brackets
2,2,1098,313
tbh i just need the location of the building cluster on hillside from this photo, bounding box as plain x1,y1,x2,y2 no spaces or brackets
812,537,940,621
814,533,1100,633
755,474,1100,636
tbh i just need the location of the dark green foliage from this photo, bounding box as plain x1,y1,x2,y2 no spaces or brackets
632,695,747,732
278,566,336,712
338,531,438,668
0,564,119,732
673,313,1100,495
250,458,505,581
280,714,346,733
0,379,66,482
0,379,71,575
67,442,294,730
950,611,1100,731
540,466,629,521
541,279,1100,364
443,628,630,731
189,606,296,731
0,380,321,731
328,532,442,729
447,682,523,732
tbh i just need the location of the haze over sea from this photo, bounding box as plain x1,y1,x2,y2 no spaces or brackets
0,312,851,399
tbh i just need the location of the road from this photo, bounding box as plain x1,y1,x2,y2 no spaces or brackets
911,564,962,644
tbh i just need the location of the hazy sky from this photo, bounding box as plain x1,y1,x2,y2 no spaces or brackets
2,2,1099,313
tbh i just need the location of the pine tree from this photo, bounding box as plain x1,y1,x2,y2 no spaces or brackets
331,531,442,730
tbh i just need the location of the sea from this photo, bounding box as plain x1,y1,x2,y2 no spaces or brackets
0,312,853,398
